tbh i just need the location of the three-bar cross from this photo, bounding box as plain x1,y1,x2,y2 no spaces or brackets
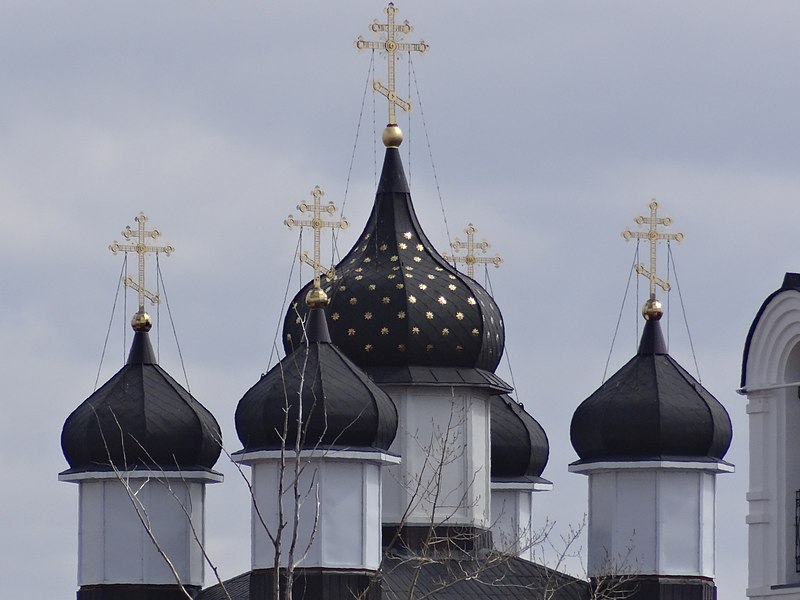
444,223,503,279
109,212,174,312
355,3,428,126
285,186,349,288
622,200,684,298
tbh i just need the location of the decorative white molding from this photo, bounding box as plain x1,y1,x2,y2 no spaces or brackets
232,448,400,466
569,460,734,475
738,381,800,395
59,469,223,484
491,480,553,492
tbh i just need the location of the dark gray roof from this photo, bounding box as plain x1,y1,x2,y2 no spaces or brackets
282,148,505,374
741,272,800,387
366,365,512,392
197,557,589,600
236,306,398,452
61,331,222,472
491,394,550,482
571,318,732,463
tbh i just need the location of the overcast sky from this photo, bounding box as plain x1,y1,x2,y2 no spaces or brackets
4,2,800,598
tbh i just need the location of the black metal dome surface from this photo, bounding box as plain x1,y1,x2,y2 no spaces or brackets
282,148,505,373
237,306,398,452
570,318,732,463
491,394,550,483
61,331,222,472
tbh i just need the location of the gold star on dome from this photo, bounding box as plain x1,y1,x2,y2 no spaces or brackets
412,326,420,334
348,328,356,336
381,327,390,335
426,311,434,319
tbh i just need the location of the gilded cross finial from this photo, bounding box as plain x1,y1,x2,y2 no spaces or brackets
622,200,684,299
443,224,503,279
355,2,428,127
284,186,350,289
109,212,174,315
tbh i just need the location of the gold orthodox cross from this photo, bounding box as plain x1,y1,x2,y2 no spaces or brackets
355,2,428,126
109,212,174,312
284,186,349,288
622,200,684,298
444,224,503,279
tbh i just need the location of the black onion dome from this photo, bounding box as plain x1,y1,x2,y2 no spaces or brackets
61,331,222,472
570,318,732,463
282,148,505,372
491,394,550,483
237,306,398,452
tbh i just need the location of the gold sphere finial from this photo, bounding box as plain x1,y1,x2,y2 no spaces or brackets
642,298,664,321
306,287,329,309
131,310,153,332
382,124,403,148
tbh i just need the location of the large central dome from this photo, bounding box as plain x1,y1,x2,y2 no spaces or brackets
283,148,504,372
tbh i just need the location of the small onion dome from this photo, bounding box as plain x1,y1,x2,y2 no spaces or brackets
236,304,398,452
491,394,550,483
61,330,222,472
283,147,505,373
571,317,732,463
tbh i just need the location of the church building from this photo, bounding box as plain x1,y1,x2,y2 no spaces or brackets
59,4,748,600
